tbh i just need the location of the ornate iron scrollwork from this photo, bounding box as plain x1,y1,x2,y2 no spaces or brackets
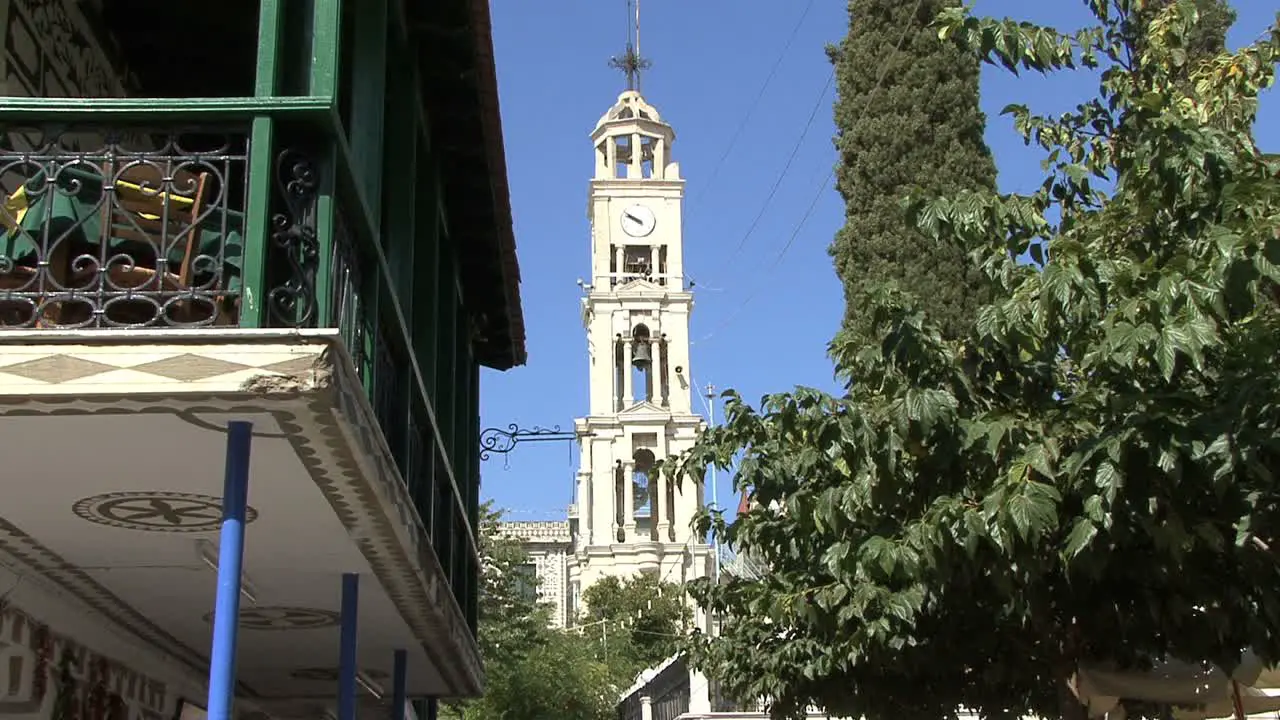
268,148,319,327
480,423,579,461
0,125,247,329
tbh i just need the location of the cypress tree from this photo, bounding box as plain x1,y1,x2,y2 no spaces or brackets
828,0,997,343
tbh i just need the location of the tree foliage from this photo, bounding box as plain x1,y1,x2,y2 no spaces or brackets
1131,0,1236,70
475,503,552,667
828,0,998,342
474,630,618,720
680,2,1280,719
444,508,693,720
582,573,691,675
444,505,616,720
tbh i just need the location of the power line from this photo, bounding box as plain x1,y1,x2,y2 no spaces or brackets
680,2,818,293
695,0,929,346
688,0,818,209
714,69,834,276
695,168,833,345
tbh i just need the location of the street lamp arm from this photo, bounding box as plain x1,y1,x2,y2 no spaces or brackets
479,424,581,460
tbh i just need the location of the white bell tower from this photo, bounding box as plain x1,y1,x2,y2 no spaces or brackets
569,89,713,597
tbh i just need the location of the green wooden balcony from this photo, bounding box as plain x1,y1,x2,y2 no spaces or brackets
0,0,523,702
0,96,486,637
0,0,524,665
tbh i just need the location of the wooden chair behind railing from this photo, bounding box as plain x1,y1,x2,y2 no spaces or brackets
78,163,213,325
0,163,235,327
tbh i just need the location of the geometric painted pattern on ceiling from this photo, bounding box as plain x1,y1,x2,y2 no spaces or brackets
72,491,261,532
202,606,342,631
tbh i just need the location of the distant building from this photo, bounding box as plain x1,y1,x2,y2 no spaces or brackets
496,520,575,627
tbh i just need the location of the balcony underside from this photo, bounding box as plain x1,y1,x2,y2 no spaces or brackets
0,329,481,714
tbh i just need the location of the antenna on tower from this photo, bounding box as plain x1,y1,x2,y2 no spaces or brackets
608,0,651,92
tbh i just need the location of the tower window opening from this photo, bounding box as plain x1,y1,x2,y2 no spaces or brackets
614,136,632,179
631,325,653,403
640,136,655,178
658,246,668,285
659,339,670,407
666,478,677,541
623,246,651,279
633,448,657,524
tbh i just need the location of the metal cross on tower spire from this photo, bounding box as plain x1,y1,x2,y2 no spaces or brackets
608,0,651,92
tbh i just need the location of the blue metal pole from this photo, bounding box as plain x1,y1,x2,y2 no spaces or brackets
391,649,407,720
338,573,360,720
207,421,253,720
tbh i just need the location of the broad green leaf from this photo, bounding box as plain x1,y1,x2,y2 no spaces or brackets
1064,518,1098,558
1006,481,1061,541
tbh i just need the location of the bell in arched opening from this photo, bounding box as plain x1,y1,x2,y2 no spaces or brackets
631,325,652,369
632,341,652,369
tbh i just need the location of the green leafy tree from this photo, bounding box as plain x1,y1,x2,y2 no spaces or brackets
581,574,691,680
474,503,552,666
1130,0,1236,70
828,0,997,342
680,2,1280,719
476,631,618,720
444,505,616,720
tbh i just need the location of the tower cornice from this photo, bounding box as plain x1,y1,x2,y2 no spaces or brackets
584,288,693,304
576,413,705,429
589,179,685,192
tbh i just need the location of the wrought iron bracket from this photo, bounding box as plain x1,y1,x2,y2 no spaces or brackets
480,423,584,462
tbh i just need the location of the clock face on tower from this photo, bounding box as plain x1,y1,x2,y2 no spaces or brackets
620,204,656,238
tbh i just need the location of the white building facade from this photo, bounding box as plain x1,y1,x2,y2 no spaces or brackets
495,520,575,627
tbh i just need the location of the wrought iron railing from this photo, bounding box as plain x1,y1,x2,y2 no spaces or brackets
618,657,692,720
0,125,249,328
267,147,322,328
0,102,482,633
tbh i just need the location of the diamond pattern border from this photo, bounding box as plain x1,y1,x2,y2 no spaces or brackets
0,345,327,388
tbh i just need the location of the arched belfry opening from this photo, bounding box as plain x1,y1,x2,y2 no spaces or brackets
591,90,678,183
632,448,656,522
616,324,665,409
614,459,626,542
631,324,653,403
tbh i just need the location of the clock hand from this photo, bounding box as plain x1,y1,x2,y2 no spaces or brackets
623,212,640,223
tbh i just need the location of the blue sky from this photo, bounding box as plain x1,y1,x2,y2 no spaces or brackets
479,1,1280,521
